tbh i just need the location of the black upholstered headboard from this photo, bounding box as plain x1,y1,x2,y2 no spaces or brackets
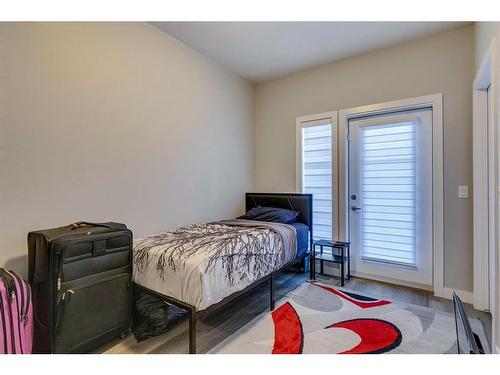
245,192,313,234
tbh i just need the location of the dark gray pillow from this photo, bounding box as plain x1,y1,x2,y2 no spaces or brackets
237,206,300,224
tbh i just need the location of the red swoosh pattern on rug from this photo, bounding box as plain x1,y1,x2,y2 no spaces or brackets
271,302,303,354
312,283,391,308
327,318,402,354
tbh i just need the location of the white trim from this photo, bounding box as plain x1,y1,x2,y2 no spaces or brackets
296,111,338,240
350,271,433,292
338,113,349,242
473,89,490,310
473,38,498,353
339,93,445,298
443,288,474,305
473,39,496,314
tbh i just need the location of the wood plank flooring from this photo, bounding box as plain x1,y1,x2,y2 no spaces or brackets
97,271,492,354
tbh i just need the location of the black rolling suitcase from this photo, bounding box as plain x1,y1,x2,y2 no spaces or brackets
28,221,133,353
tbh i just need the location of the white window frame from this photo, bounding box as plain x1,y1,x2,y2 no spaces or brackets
296,111,339,241
339,94,444,298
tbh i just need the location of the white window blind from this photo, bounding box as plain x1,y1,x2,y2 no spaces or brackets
360,122,416,266
301,121,333,241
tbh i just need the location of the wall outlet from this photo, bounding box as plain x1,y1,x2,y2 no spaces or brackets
458,185,469,199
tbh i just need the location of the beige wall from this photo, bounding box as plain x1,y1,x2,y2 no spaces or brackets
474,21,500,353
0,22,255,276
0,22,480,294
255,25,475,292
475,22,500,69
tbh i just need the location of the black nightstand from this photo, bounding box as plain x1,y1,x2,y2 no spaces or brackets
310,239,351,286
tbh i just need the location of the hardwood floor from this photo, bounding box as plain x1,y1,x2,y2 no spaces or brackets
97,271,492,354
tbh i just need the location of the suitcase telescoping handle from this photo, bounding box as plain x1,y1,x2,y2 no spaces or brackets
70,221,113,230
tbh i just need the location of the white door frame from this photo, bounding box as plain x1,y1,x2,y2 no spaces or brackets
473,39,497,312
473,38,498,352
339,94,444,297
296,111,339,240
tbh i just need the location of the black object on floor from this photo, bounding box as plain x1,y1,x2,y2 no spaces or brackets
132,288,187,342
28,221,133,353
453,290,484,354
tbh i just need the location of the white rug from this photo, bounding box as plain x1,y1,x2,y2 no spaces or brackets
210,281,490,354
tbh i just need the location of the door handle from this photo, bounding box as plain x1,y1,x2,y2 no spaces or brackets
351,205,361,212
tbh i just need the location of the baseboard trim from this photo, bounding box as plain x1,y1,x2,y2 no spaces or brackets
442,287,474,304
348,274,432,295
323,264,475,304
349,270,433,293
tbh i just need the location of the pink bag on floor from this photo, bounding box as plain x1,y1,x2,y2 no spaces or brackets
0,268,33,354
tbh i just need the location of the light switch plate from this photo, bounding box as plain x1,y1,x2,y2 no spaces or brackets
458,185,469,199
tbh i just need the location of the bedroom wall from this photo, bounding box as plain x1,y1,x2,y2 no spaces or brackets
475,22,500,69
255,25,475,292
0,22,255,276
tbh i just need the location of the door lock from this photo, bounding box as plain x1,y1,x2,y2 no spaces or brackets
351,205,361,212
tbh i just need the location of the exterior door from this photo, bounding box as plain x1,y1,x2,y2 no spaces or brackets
348,108,433,288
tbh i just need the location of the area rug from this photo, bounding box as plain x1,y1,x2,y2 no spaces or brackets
210,281,490,354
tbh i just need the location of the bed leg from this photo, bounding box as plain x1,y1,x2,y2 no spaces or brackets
189,308,197,354
309,252,316,281
299,258,306,273
270,274,275,311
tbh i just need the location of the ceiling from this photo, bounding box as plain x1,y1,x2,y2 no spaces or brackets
151,22,470,84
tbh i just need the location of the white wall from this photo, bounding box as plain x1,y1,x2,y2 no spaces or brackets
255,25,475,292
0,22,255,276
475,21,500,353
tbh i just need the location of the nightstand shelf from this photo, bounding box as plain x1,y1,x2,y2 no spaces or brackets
311,239,351,286
314,252,349,263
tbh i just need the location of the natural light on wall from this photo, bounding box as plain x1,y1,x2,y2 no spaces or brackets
301,121,333,241
360,122,416,266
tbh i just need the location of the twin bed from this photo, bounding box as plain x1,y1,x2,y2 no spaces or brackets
132,193,313,353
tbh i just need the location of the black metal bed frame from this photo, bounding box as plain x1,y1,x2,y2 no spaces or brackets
133,192,313,354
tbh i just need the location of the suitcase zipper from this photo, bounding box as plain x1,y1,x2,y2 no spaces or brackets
60,273,128,297
9,271,27,321
26,283,32,321
57,252,64,291
54,289,74,336
0,283,7,353
7,271,25,354
0,269,17,354
0,268,15,299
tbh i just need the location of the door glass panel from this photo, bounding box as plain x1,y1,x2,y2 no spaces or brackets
360,121,416,266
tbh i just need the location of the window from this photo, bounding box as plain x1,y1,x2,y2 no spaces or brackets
296,113,337,241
